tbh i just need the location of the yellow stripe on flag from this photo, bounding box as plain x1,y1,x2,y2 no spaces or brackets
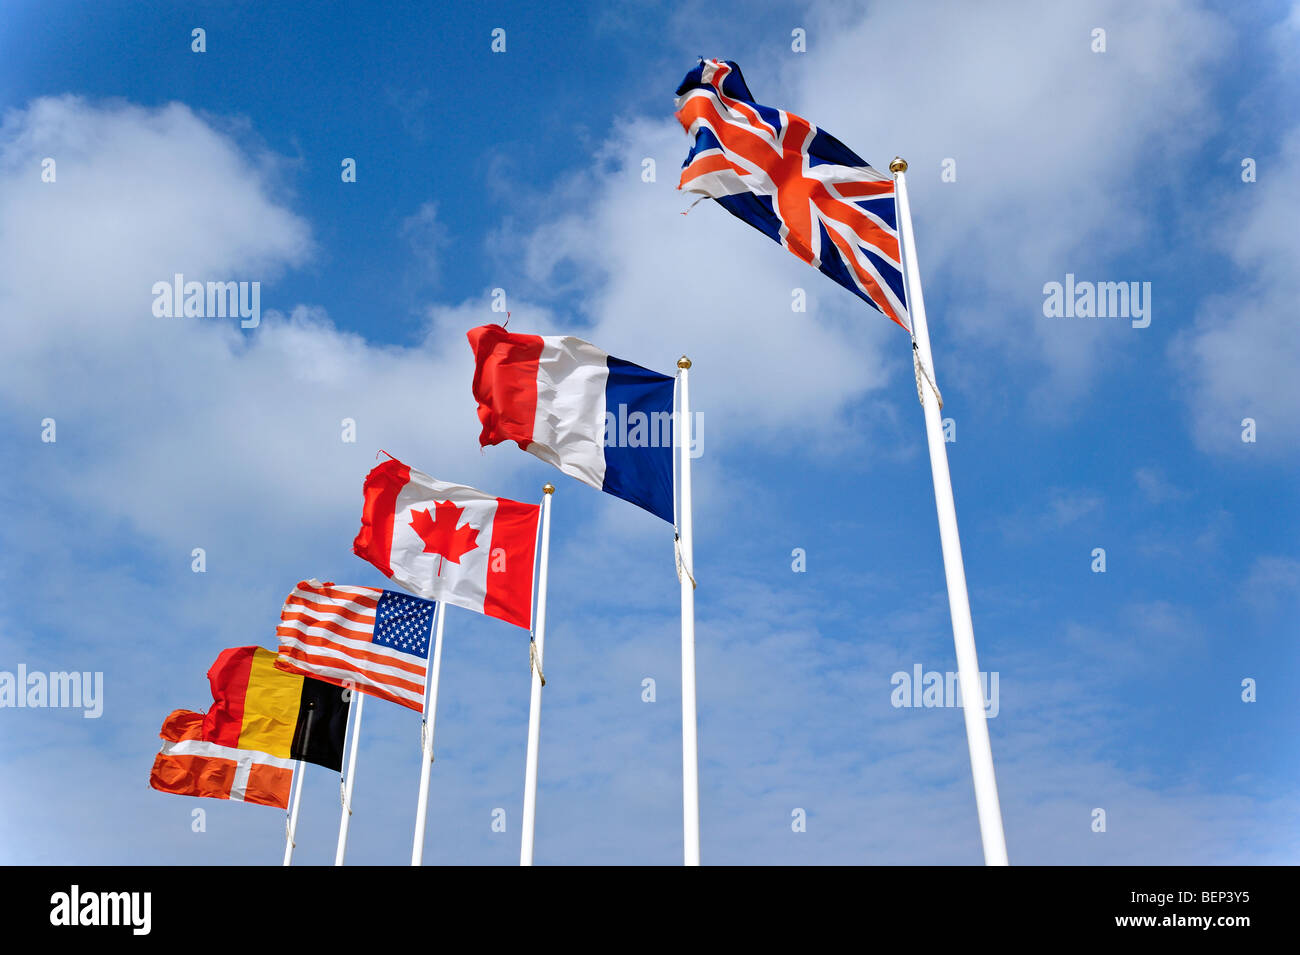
236,647,304,758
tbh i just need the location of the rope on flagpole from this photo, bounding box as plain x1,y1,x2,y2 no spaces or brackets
529,639,546,687
680,195,709,216
674,535,697,590
419,720,434,761
912,339,943,410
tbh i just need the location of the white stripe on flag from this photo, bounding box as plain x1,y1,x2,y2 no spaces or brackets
295,582,383,600
276,617,383,652
276,631,425,686
529,335,609,489
276,581,431,710
276,654,425,707
160,738,296,769
230,757,252,802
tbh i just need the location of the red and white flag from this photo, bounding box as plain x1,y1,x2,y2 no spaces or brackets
353,456,541,629
274,579,435,711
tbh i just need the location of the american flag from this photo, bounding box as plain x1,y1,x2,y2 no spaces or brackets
675,59,910,330
273,579,434,712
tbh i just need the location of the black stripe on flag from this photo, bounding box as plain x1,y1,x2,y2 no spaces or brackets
290,677,351,772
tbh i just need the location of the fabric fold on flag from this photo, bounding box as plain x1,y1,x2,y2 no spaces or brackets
150,709,296,809
353,461,540,628
149,646,350,808
675,58,910,330
274,579,435,711
467,323,675,523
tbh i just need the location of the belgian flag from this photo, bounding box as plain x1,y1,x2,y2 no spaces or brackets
149,646,350,809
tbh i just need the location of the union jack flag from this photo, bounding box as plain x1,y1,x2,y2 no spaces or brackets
675,59,910,330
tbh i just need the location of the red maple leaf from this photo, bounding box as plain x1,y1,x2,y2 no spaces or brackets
409,500,480,564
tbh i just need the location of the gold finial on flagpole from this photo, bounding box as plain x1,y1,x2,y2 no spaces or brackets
889,157,908,173
543,483,554,495
678,356,692,369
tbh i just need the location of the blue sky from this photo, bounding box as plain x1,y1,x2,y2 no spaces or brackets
0,0,1297,865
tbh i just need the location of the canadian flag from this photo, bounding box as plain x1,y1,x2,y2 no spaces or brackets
353,457,541,629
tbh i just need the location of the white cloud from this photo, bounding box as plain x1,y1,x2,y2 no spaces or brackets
0,96,312,334
1174,126,1300,455
998,486,1104,541
1240,555,1300,614
773,0,1227,403
0,97,538,568
503,113,900,446
400,200,448,283
0,70,1290,867
1134,467,1188,504
494,0,1231,431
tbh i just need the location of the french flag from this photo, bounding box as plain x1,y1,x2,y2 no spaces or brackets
468,324,676,523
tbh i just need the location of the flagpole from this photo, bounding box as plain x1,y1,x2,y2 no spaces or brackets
411,601,448,865
676,356,701,866
282,760,306,866
890,157,1009,866
519,483,555,866
334,686,365,866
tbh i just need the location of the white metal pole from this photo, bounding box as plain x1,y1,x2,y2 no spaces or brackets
890,158,1009,866
520,483,554,866
411,601,448,865
334,686,365,866
677,357,701,866
282,760,306,866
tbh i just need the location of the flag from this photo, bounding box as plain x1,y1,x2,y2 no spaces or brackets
149,646,350,808
675,58,909,330
150,710,295,808
467,323,675,523
274,578,435,711
353,458,541,628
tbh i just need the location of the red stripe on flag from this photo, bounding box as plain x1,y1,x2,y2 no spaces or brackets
467,324,544,452
294,581,381,608
821,224,904,327
353,459,409,578
274,651,424,712
707,63,778,138
149,751,238,802
244,762,294,808
282,593,377,626
274,626,428,678
276,612,373,644
159,709,205,743
834,180,895,198
275,645,426,695
682,153,751,182
203,646,254,748
483,497,540,629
